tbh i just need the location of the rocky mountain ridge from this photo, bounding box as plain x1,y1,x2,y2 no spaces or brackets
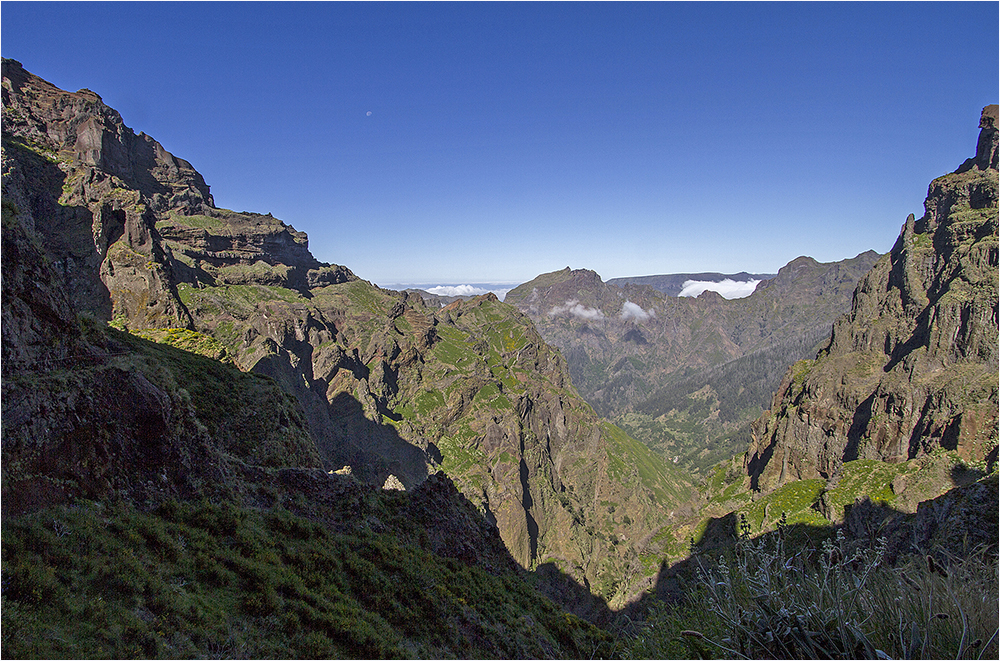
1,58,688,606
1,167,322,514
745,104,999,495
3,58,996,657
608,271,775,297
4,173,613,656
506,250,881,474
614,109,997,577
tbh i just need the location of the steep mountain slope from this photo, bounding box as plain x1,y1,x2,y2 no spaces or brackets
615,109,998,574
1,58,688,605
1,206,611,655
745,105,999,496
506,251,880,474
2,491,615,659
1,187,322,516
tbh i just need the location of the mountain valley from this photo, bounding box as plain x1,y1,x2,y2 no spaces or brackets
2,59,996,658
1,58,691,613
505,252,881,476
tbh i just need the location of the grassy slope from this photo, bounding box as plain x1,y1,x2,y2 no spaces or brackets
1,499,611,659
1,284,613,658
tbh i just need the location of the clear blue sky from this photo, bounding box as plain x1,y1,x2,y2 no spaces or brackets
3,2,997,285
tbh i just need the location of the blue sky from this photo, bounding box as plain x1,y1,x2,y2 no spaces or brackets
2,2,997,286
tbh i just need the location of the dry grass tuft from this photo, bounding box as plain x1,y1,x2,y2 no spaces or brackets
626,520,998,659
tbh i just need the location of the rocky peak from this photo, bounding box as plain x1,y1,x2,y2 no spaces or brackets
2,58,213,214
745,106,998,495
504,267,602,308
753,256,819,293
972,104,998,172
2,60,357,326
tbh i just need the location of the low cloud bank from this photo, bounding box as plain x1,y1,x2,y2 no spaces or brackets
678,279,761,299
620,300,654,321
422,285,514,300
426,284,490,297
549,299,606,321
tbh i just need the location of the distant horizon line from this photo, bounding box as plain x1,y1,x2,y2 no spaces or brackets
368,253,880,291
376,271,775,290
379,281,523,287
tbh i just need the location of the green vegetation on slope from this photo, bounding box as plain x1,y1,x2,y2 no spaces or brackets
624,526,998,659
509,256,880,481
108,327,319,470
619,330,832,477
129,327,233,363
176,282,308,322
602,422,690,507
1,499,612,659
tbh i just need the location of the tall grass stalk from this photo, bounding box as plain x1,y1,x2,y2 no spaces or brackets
626,522,998,659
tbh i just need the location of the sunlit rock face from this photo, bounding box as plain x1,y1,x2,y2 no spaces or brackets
2,58,357,325
746,105,999,495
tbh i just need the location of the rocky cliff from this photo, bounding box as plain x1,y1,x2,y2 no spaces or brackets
745,105,999,496
506,252,880,474
4,173,610,655
1,59,686,605
1,168,322,516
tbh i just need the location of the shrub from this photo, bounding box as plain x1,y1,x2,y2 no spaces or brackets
626,526,999,659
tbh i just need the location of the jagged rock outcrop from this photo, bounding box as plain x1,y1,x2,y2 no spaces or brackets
1,58,353,329
1,59,212,211
156,209,356,290
1,184,321,516
745,105,999,495
959,104,999,173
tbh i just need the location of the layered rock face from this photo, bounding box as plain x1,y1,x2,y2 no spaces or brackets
1,58,348,327
1,174,321,516
746,106,999,494
1,59,212,211
2,59,686,604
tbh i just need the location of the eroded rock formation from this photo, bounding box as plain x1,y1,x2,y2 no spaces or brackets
746,105,999,495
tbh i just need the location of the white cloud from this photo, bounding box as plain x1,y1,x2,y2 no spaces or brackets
619,300,654,321
678,279,761,299
426,284,490,297
549,299,606,321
